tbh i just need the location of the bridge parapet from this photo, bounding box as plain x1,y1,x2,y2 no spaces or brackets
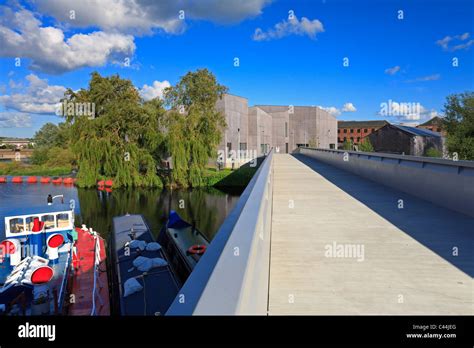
298,147,474,217
166,150,274,315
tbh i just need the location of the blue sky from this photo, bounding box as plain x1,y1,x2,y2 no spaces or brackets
0,0,473,138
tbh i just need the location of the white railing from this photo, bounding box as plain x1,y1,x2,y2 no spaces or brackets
90,231,103,316
167,150,274,315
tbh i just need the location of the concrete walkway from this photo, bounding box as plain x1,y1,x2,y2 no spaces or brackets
268,154,473,315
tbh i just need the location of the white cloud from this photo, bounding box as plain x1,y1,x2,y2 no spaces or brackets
0,112,32,128
318,106,340,116
34,0,272,35
0,7,136,74
436,32,473,51
253,16,324,41
342,103,357,112
384,65,400,75
139,80,171,101
0,74,66,114
406,74,440,83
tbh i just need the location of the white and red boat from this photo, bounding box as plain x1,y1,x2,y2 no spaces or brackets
0,206,109,315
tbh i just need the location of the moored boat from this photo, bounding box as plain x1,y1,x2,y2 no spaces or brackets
158,210,209,282
0,204,109,315
109,214,180,315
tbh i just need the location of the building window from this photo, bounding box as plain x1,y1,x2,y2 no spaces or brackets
350,129,354,133
338,129,341,133
357,137,360,142
227,142,232,158
364,128,368,132
239,143,247,151
285,122,288,137
371,128,375,132
350,137,354,142
329,144,335,149
285,143,289,153
343,129,347,133
357,129,361,133
437,128,441,132
343,137,347,141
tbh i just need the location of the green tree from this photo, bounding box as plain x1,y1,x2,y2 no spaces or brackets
443,92,474,160
33,122,70,148
342,139,353,151
163,69,228,187
63,72,165,188
358,137,374,152
425,147,442,158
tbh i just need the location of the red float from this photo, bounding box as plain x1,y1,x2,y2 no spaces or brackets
12,176,23,183
52,178,63,184
31,266,54,284
63,177,74,185
47,234,65,248
27,176,38,184
0,177,6,183
40,177,51,184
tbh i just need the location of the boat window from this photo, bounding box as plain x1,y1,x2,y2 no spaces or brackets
41,215,56,230
56,213,70,229
25,216,41,231
9,218,25,234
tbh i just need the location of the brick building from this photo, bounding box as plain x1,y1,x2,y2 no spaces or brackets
337,120,388,148
416,116,446,136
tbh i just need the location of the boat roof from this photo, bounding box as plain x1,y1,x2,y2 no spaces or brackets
111,214,180,315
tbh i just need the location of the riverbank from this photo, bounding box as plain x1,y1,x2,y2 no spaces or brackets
0,162,72,176
0,158,263,188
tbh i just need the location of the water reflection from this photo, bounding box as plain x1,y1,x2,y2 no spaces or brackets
73,187,241,240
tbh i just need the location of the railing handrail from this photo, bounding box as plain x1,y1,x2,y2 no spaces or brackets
166,150,274,315
300,147,474,168
90,231,102,316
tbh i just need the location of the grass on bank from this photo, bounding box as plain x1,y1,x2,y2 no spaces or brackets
0,162,72,176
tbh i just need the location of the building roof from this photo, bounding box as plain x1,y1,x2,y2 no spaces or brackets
392,124,442,137
338,120,388,128
418,116,444,127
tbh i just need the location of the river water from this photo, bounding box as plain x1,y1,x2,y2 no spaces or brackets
0,182,242,241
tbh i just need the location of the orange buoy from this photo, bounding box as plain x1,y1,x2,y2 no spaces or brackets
105,187,113,193
105,180,113,187
97,186,105,191
187,244,207,255
0,177,6,183
97,180,105,187
52,178,63,184
63,177,74,185
12,176,23,183
40,177,51,184
27,176,38,184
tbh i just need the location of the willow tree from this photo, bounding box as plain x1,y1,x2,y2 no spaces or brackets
163,69,228,187
63,72,165,188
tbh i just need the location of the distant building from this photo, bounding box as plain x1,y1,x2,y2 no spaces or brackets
337,120,388,148
215,94,337,167
416,116,446,135
0,138,33,149
368,124,444,156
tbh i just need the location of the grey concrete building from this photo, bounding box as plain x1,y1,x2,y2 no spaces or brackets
216,94,337,167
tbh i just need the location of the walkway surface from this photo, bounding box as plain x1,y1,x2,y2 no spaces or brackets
268,154,473,315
